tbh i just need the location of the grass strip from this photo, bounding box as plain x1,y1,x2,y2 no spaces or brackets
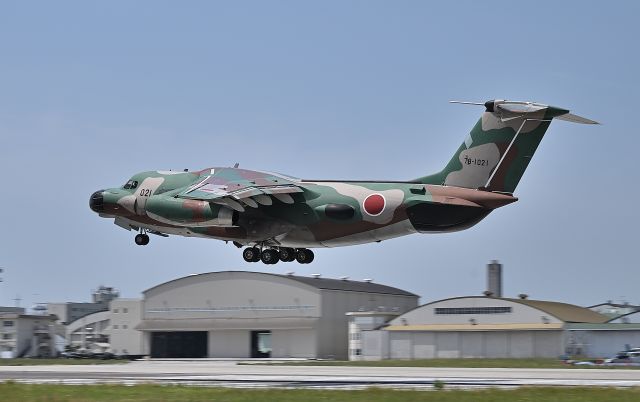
2,383,640,402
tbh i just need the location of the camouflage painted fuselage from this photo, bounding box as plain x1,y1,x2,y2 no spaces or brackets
91,167,516,248
90,100,597,249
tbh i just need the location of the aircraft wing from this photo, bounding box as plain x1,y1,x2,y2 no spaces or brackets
175,168,303,212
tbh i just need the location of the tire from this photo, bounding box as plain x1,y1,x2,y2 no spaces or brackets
243,247,259,263
260,249,280,265
295,249,314,264
141,234,150,245
279,248,295,262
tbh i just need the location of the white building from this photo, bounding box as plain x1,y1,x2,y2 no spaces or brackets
0,309,57,358
346,311,400,360
108,299,143,356
65,300,143,355
135,271,418,359
360,296,628,360
47,286,119,325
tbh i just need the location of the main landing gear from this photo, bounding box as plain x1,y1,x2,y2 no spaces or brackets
242,247,314,265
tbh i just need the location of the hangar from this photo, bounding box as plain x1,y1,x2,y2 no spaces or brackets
136,271,418,359
360,296,612,359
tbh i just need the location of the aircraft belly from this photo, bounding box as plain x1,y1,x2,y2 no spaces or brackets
318,219,416,248
115,217,205,238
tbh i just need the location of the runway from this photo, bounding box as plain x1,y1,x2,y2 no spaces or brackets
2,360,640,389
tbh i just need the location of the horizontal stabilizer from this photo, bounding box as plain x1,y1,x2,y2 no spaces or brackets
555,113,599,125
450,99,599,124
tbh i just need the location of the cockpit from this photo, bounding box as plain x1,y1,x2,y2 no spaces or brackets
123,180,139,190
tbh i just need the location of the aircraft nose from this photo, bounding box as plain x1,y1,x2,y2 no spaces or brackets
89,190,105,213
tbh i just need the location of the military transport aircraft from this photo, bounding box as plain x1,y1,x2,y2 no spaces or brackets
90,100,597,264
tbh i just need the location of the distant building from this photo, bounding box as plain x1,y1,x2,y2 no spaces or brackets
347,311,400,361
47,286,119,325
359,295,640,360
589,302,640,320
0,309,57,358
108,299,143,355
134,271,418,359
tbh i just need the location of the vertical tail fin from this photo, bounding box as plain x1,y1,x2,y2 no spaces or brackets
416,100,598,194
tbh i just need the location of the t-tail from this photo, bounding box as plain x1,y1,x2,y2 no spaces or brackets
416,100,599,194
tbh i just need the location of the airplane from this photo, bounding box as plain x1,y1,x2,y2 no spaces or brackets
90,99,598,264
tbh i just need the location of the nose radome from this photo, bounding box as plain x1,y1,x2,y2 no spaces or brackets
89,190,105,212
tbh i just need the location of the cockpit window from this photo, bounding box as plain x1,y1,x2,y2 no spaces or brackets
123,180,138,190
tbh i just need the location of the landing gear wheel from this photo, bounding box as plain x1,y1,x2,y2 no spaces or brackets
242,247,261,263
295,248,314,264
135,234,149,246
260,249,280,265
278,248,296,262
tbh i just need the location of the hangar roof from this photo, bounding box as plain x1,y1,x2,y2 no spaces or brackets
143,271,418,297
390,296,609,325
504,298,609,324
279,274,418,296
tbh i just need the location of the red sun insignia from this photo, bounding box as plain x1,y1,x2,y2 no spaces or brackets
363,194,386,216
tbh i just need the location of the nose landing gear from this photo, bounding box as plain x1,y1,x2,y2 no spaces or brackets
242,247,314,265
134,233,150,245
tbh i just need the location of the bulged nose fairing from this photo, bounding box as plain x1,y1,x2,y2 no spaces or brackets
89,190,105,213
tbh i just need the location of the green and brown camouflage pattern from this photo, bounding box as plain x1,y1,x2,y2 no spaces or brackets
89,100,597,249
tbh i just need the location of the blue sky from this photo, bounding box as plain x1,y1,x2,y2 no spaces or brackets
0,1,638,308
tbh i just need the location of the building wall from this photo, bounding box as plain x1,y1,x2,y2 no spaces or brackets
318,291,417,360
208,330,249,358
271,328,317,358
66,311,111,349
143,273,322,322
362,329,565,359
0,314,56,358
47,302,107,324
347,313,398,360
362,330,389,360
141,273,324,358
109,299,143,355
567,330,640,357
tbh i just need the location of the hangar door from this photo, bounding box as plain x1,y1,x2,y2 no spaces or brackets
151,331,208,358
